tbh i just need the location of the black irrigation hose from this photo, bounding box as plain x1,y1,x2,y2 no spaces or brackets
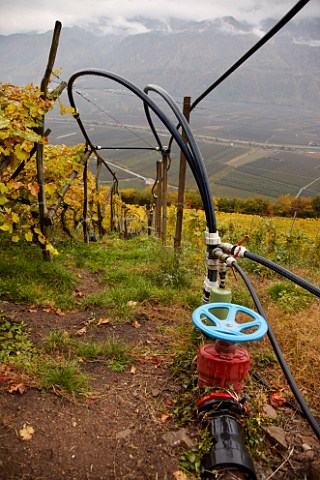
68,70,216,232
233,261,320,441
190,0,310,112
144,84,216,232
244,251,320,298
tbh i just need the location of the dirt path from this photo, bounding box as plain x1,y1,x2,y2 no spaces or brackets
0,297,319,479
0,301,193,480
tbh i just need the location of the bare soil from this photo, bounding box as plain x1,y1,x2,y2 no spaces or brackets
0,271,319,480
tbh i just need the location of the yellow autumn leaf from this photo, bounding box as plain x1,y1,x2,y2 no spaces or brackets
173,472,188,480
19,424,35,441
0,183,7,194
14,144,29,161
11,212,19,223
37,234,46,244
58,98,75,116
45,244,58,255
25,231,33,242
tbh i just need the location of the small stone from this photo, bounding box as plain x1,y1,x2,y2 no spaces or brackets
264,425,288,451
302,443,312,452
262,403,278,419
162,429,195,449
300,435,319,450
116,428,132,440
152,389,161,398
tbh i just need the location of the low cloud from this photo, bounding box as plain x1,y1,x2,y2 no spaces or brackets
0,0,319,35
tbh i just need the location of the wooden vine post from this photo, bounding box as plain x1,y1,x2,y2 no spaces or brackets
174,96,191,252
82,156,90,243
161,152,169,242
95,157,106,237
36,20,62,259
155,160,163,238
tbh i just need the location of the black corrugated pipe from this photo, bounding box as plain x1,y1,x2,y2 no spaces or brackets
232,261,320,441
244,251,320,298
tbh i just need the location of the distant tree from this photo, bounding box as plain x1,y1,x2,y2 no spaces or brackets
312,194,320,218
292,196,314,218
274,194,294,217
217,197,240,213
239,196,271,216
184,190,203,209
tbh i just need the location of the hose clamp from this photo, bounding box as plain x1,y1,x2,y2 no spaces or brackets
205,228,221,246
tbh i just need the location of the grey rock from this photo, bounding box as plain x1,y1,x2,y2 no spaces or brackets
263,425,288,451
162,428,195,449
262,403,278,420
116,428,132,440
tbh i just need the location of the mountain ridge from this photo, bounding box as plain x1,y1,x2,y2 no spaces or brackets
1,16,319,110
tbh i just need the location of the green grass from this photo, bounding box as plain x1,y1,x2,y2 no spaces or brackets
42,329,131,372
36,359,90,396
0,314,35,364
43,329,72,353
267,280,313,313
0,237,76,305
74,337,130,371
0,235,196,313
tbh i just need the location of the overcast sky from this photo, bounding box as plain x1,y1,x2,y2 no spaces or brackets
0,0,319,35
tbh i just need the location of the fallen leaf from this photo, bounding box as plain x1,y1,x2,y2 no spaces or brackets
19,424,35,441
173,472,188,480
76,327,87,335
56,308,65,317
132,321,141,328
166,398,173,406
85,398,95,408
8,383,26,394
270,390,287,408
73,291,84,298
160,414,170,423
43,308,54,313
130,366,137,375
127,301,138,307
28,309,37,313
86,318,97,325
153,356,162,368
97,317,110,326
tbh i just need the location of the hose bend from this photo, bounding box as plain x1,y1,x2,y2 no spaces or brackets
233,261,320,441
143,84,216,233
244,251,320,297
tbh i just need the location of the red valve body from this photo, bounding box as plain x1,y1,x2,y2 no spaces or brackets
197,342,250,393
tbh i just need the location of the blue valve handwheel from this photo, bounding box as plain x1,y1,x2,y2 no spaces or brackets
192,303,268,342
